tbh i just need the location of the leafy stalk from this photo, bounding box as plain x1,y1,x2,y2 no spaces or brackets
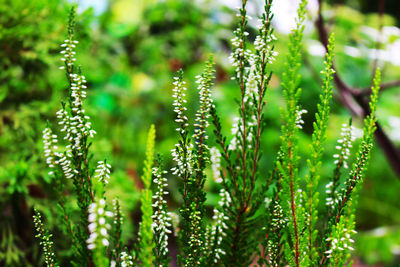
139,125,156,266
278,0,308,266
33,209,58,267
305,32,335,262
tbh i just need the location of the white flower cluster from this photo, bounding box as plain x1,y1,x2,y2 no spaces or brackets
120,251,134,267
94,161,112,184
209,189,231,263
42,127,77,179
210,147,222,183
171,142,194,177
59,38,78,70
228,117,240,151
295,108,308,129
172,76,189,133
56,74,96,156
325,181,337,208
228,115,257,151
229,31,253,81
87,198,113,250
271,202,287,228
325,228,356,258
251,17,278,87
254,19,278,61
152,167,172,256
193,72,214,150
58,155,75,179
42,127,61,175
333,123,356,169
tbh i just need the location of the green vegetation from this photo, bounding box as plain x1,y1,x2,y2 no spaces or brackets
1,0,400,266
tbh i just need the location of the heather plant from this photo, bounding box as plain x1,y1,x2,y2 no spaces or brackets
33,1,382,266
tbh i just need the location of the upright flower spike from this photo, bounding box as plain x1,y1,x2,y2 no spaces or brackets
171,70,193,179
305,32,335,263
33,209,58,267
321,69,381,266
139,125,156,267
152,164,172,266
193,56,216,161
87,199,114,250
172,70,189,134
87,198,113,267
211,1,278,265
204,189,231,265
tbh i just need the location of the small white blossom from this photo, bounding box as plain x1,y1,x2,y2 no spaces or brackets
59,38,78,70
295,108,308,129
210,147,222,183
86,198,113,250
334,123,356,169
94,161,112,184
120,251,134,267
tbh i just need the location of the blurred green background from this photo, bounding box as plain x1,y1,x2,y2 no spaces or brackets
0,0,399,266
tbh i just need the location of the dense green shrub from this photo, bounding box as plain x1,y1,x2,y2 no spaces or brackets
30,0,386,266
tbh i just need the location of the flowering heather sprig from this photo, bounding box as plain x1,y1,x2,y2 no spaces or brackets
229,3,251,83
171,70,193,179
324,219,356,264
57,73,95,156
87,198,113,250
193,56,216,160
152,165,172,266
205,189,231,264
209,1,278,265
33,208,58,267
172,70,189,133
95,160,112,185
